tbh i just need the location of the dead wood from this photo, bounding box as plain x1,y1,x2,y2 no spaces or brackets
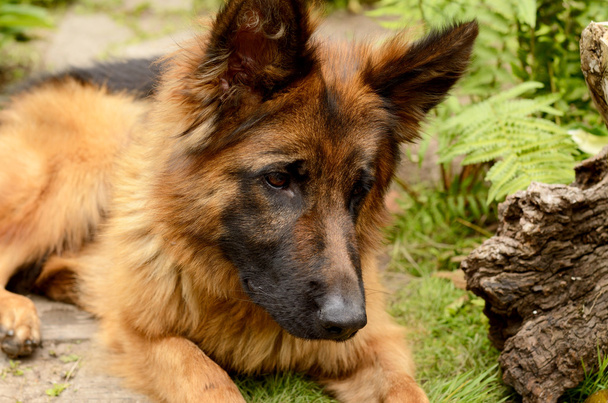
581,22,608,129
460,21,608,403
462,145,608,403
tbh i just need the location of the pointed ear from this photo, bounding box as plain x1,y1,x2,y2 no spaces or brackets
362,21,478,142
204,0,316,105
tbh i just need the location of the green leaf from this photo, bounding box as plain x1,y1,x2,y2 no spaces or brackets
516,0,537,27
440,80,577,203
0,4,53,29
569,129,608,155
46,383,69,397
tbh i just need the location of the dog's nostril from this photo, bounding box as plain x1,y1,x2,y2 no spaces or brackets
317,295,367,341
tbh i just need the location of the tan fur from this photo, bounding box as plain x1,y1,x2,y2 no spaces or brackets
69,70,426,400
0,60,421,403
0,0,477,400
0,81,145,356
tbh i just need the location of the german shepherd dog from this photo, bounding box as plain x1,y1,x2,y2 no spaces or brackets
0,0,477,401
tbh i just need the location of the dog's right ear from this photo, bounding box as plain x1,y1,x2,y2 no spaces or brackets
203,0,316,105
158,0,317,146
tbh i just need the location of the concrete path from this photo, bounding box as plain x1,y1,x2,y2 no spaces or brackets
0,297,149,402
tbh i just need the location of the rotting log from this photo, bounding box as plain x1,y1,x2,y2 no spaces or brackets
462,146,608,403
581,21,608,129
461,21,608,403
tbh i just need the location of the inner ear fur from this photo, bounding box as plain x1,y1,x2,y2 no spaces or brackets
362,21,479,142
204,0,317,105
153,0,318,151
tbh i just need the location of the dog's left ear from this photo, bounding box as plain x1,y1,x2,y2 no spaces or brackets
362,21,478,142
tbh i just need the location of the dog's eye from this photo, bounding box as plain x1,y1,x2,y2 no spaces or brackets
265,172,290,189
352,182,365,197
352,180,372,199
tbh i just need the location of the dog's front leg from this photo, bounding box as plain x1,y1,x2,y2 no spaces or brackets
0,255,41,357
0,288,40,357
111,331,245,402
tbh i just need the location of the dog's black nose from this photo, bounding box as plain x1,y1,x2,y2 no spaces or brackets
318,294,367,341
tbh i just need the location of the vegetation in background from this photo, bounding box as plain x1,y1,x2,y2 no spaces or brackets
440,82,579,202
387,177,494,276
372,0,604,202
384,181,508,400
372,0,608,401
391,277,513,402
0,0,53,48
0,0,54,86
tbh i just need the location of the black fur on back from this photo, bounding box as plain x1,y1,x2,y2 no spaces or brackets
16,57,164,98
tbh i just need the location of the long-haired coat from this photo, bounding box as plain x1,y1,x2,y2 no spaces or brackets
0,0,477,401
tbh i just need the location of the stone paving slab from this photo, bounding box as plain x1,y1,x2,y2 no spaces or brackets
0,296,149,402
44,12,134,70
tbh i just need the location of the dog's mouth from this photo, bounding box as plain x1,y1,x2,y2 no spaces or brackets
242,278,366,342
323,327,359,342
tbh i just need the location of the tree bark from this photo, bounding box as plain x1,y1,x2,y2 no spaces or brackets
580,22,608,129
462,149,608,403
461,21,608,403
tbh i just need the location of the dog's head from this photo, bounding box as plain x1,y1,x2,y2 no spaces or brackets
154,0,477,341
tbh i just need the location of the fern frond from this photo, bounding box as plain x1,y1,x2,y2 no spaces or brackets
489,81,544,103
494,95,563,117
493,175,534,200
461,145,511,165
485,154,518,182
440,82,578,202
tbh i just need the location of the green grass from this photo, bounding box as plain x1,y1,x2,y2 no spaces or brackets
386,178,496,277
560,353,608,403
383,182,515,401
236,372,336,403
391,276,513,402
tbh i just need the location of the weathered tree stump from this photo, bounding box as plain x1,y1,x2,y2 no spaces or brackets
580,22,608,129
462,146,608,403
461,21,608,403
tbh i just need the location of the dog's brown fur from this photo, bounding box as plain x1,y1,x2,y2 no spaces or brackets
0,0,477,401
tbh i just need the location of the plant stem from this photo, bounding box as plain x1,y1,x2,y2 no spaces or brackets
440,163,450,192
394,176,421,205
529,24,536,82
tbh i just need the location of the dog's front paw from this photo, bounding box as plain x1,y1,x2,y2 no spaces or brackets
0,291,41,357
385,383,430,403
